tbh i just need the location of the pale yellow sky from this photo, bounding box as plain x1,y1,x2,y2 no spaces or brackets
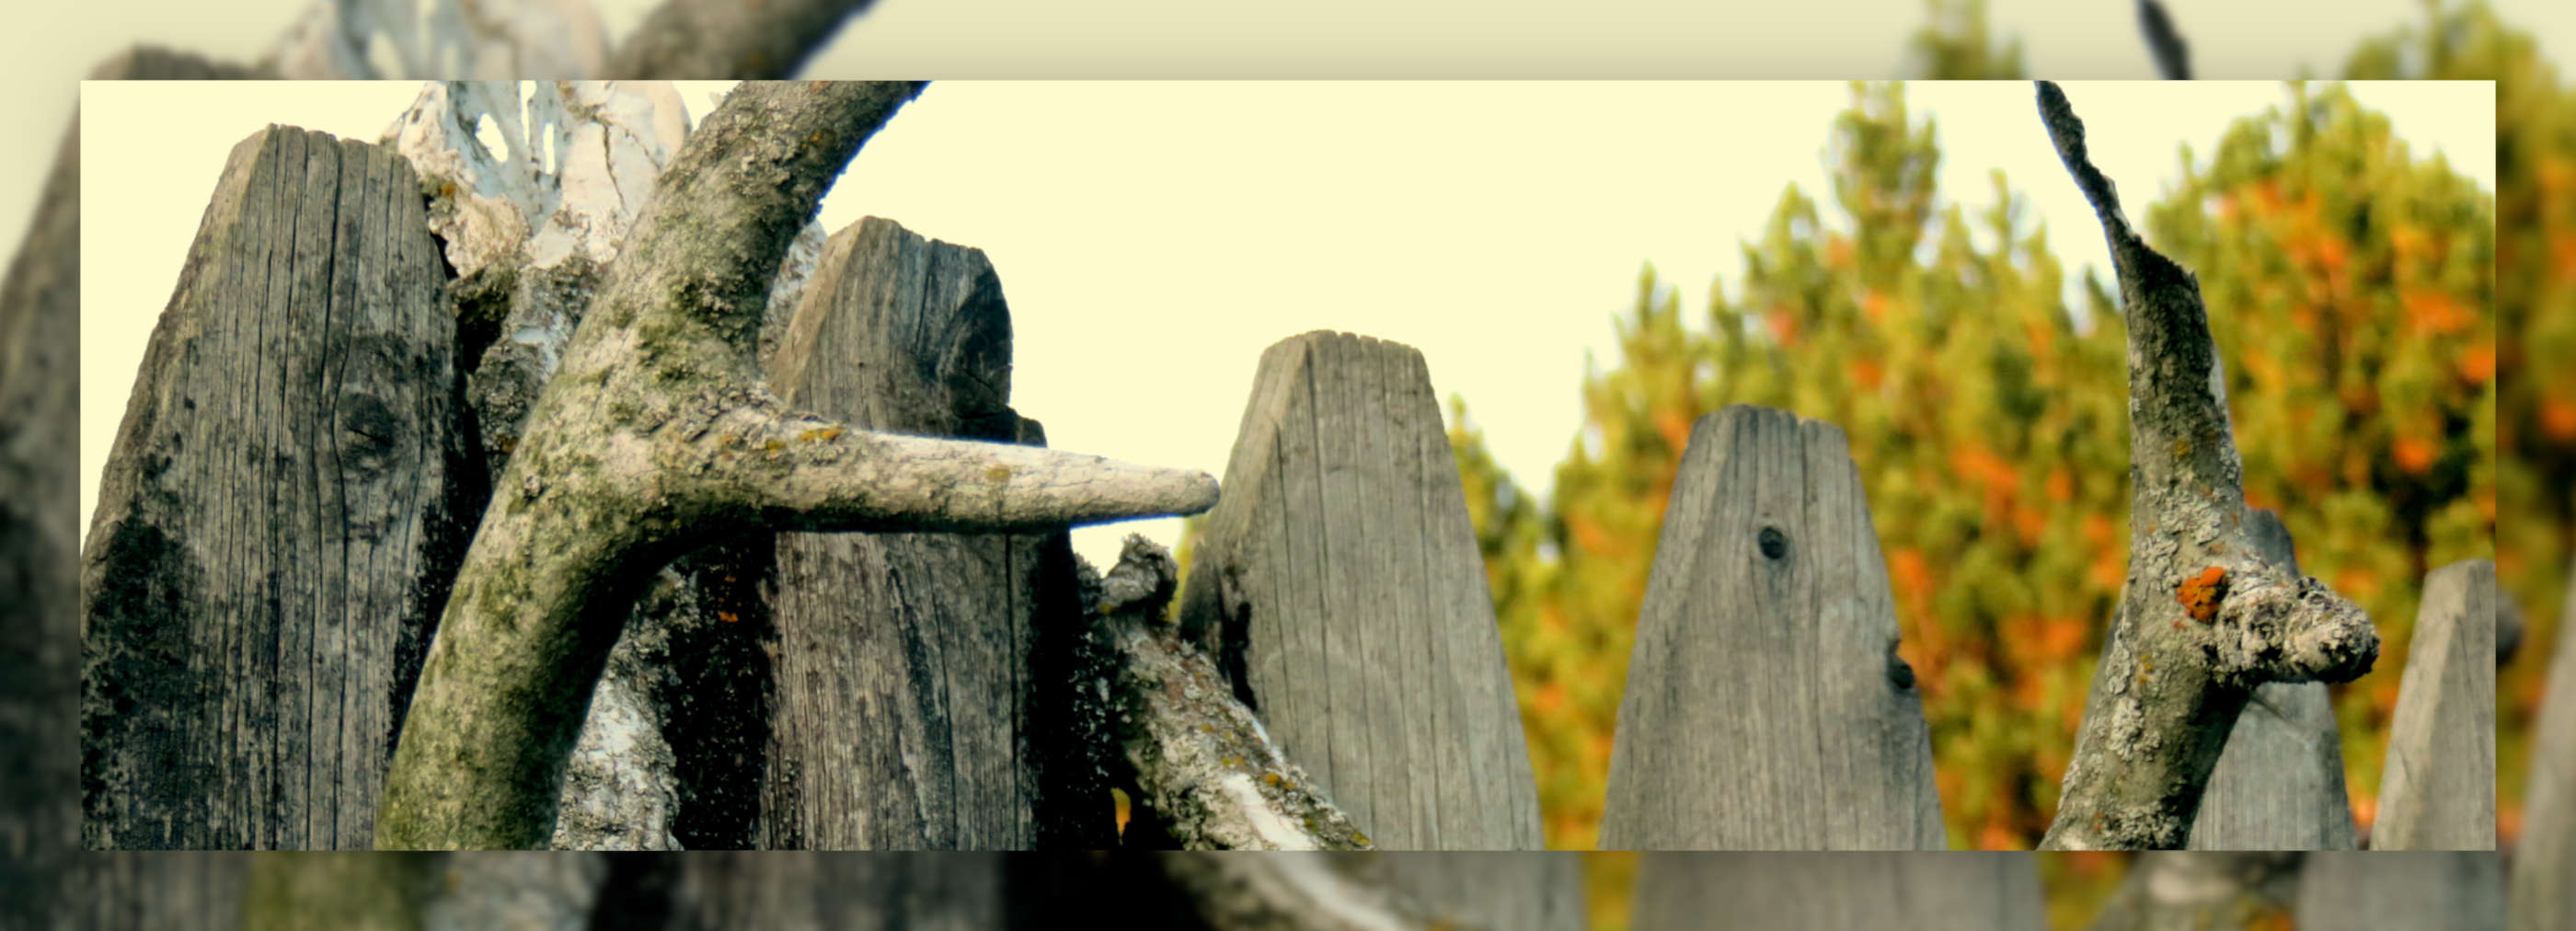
76,81,2492,568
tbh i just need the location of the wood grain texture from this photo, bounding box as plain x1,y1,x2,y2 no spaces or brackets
2296,853,2505,930
1600,405,1942,850
2512,557,2576,931
2189,510,2358,849
1175,330,1542,850
75,853,251,930
1361,853,1588,930
2373,559,2499,850
5,49,271,921
1630,853,2043,929
757,216,1096,849
80,126,475,849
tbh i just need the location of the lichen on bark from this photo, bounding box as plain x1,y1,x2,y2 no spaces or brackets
2032,81,2379,850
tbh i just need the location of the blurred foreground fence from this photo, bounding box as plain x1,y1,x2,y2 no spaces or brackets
58,849,2521,930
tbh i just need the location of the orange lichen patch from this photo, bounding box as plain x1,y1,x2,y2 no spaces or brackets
2176,566,2228,623
717,610,740,624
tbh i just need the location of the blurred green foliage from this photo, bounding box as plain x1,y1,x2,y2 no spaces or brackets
1447,42,2497,860
2335,0,2574,851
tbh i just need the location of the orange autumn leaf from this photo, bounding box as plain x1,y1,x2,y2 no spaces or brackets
2456,339,2495,384
2544,397,2576,442
2012,505,2045,547
1850,357,1885,390
2392,433,2439,476
1765,307,1801,345
1652,408,1694,456
2400,288,2473,336
1826,234,1855,270
1861,288,1891,322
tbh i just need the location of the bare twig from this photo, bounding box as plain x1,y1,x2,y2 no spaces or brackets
2137,0,2193,80
2033,81,2378,850
605,0,881,78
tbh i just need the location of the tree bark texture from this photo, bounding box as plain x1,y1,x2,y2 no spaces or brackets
374,82,1218,849
2513,556,2576,931
1098,536,1372,851
2371,558,2499,849
2188,511,2359,849
605,0,882,78
1629,852,2044,929
2296,853,2505,931
753,216,1095,849
2034,81,2378,850
81,125,477,850
1600,406,1944,850
1174,330,1543,850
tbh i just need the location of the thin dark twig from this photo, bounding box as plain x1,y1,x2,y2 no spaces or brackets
2138,0,2193,80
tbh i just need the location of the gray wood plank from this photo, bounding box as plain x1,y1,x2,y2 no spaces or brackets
2189,509,2359,849
1629,853,2043,930
79,125,475,849
1599,405,1943,849
2374,559,2500,849
756,216,1100,850
76,853,251,930
2510,557,2576,931
1174,330,1543,850
2297,853,2505,930
664,853,1004,930
1362,853,1589,930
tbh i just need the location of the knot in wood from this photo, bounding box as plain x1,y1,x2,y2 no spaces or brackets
1757,525,1788,560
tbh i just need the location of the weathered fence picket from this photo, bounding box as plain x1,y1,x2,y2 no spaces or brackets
2298,852,2507,930
1176,330,1546,850
2188,510,2360,849
1599,405,1944,850
2513,558,2576,930
1627,852,2043,929
80,126,475,850
2373,558,2500,850
756,216,1095,850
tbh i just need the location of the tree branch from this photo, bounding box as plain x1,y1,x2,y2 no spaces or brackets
2034,82,2378,850
651,392,1220,534
1089,536,1372,851
375,83,1221,849
2137,0,2192,80
605,0,880,78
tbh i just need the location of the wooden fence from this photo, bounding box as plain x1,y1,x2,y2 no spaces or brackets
81,125,2526,873
61,849,2518,929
